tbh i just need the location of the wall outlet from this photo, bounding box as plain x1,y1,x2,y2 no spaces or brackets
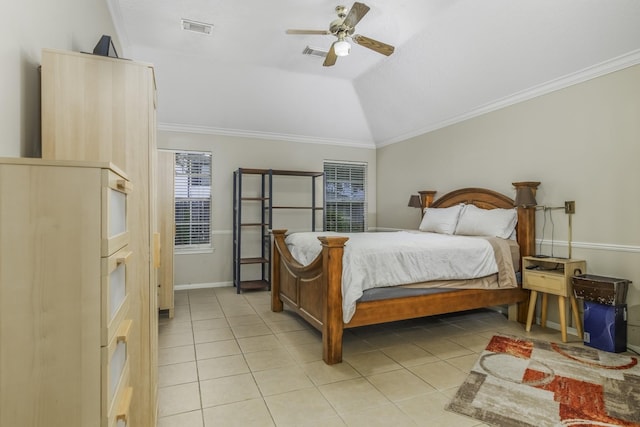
564,200,575,214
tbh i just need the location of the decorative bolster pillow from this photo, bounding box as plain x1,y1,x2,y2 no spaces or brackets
454,204,517,239
418,204,464,235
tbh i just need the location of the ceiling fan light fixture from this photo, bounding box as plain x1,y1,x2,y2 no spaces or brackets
334,40,351,57
286,2,395,67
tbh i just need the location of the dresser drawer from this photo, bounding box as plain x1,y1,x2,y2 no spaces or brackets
524,271,567,295
102,319,132,419
102,170,131,256
102,247,132,346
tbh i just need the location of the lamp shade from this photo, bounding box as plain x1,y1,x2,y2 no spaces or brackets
408,194,422,208
334,40,351,57
514,187,537,207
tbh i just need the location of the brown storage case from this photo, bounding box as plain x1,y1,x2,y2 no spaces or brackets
572,274,630,306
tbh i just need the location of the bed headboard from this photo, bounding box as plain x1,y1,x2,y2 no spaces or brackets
426,187,514,210
417,182,540,260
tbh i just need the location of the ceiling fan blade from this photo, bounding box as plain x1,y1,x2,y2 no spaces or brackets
352,34,395,56
323,43,338,67
344,2,370,28
286,29,331,35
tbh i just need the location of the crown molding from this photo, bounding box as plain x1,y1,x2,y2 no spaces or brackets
157,122,376,150
377,49,640,148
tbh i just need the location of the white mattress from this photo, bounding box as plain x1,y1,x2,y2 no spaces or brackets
285,231,515,323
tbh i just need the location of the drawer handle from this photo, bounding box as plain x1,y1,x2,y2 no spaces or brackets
116,179,132,193
116,251,133,266
117,319,133,344
116,387,133,423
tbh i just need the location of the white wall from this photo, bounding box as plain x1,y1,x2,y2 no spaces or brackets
157,131,376,288
0,0,120,157
377,64,640,347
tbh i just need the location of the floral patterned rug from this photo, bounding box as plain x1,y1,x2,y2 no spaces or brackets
446,334,640,426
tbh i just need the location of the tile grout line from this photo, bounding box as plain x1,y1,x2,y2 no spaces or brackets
231,291,279,426
188,291,207,427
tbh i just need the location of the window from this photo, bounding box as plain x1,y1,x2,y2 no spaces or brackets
174,151,212,250
324,161,367,232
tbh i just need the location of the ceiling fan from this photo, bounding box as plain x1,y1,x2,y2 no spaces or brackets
286,2,395,67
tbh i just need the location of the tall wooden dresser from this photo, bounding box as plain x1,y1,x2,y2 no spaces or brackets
0,158,133,426
39,48,159,426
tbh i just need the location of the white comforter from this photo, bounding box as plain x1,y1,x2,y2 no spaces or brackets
285,231,505,323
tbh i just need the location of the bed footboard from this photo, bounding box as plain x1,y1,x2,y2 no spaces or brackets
271,229,347,364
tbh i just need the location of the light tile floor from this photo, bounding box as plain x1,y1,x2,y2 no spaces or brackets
157,287,578,427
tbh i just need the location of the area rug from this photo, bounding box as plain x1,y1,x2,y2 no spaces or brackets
446,334,640,426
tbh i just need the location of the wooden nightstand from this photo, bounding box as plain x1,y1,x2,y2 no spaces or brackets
523,256,586,342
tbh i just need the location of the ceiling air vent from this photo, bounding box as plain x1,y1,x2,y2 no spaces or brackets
302,46,328,58
181,19,213,35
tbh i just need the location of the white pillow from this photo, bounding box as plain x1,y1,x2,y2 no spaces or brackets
419,204,464,234
454,204,517,239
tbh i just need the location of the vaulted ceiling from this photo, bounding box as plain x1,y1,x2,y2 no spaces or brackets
109,0,640,148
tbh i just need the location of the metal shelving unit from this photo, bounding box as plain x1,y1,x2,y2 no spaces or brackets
233,168,324,293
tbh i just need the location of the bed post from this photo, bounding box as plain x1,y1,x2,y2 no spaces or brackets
318,235,349,365
512,181,540,259
271,229,287,312
418,190,437,211
512,181,540,322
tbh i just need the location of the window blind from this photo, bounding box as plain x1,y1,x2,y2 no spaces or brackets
323,161,367,232
174,151,212,249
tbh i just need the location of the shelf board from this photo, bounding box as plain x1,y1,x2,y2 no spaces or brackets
236,168,270,175
526,268,564,275
236,168,323,177
240,223,268,227
272,170,323,177
271,206,324,210
240,257,268,264
238,280,270,291
241,197,269,201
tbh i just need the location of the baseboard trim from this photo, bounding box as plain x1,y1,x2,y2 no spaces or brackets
537,318,581,340
539,318,639,353
174,281,233,291
628,343,640,354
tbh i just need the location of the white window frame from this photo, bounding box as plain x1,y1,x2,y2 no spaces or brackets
174,151,212,253
323,160,368,232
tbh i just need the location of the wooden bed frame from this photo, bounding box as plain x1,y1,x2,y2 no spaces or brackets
271,182,540,364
